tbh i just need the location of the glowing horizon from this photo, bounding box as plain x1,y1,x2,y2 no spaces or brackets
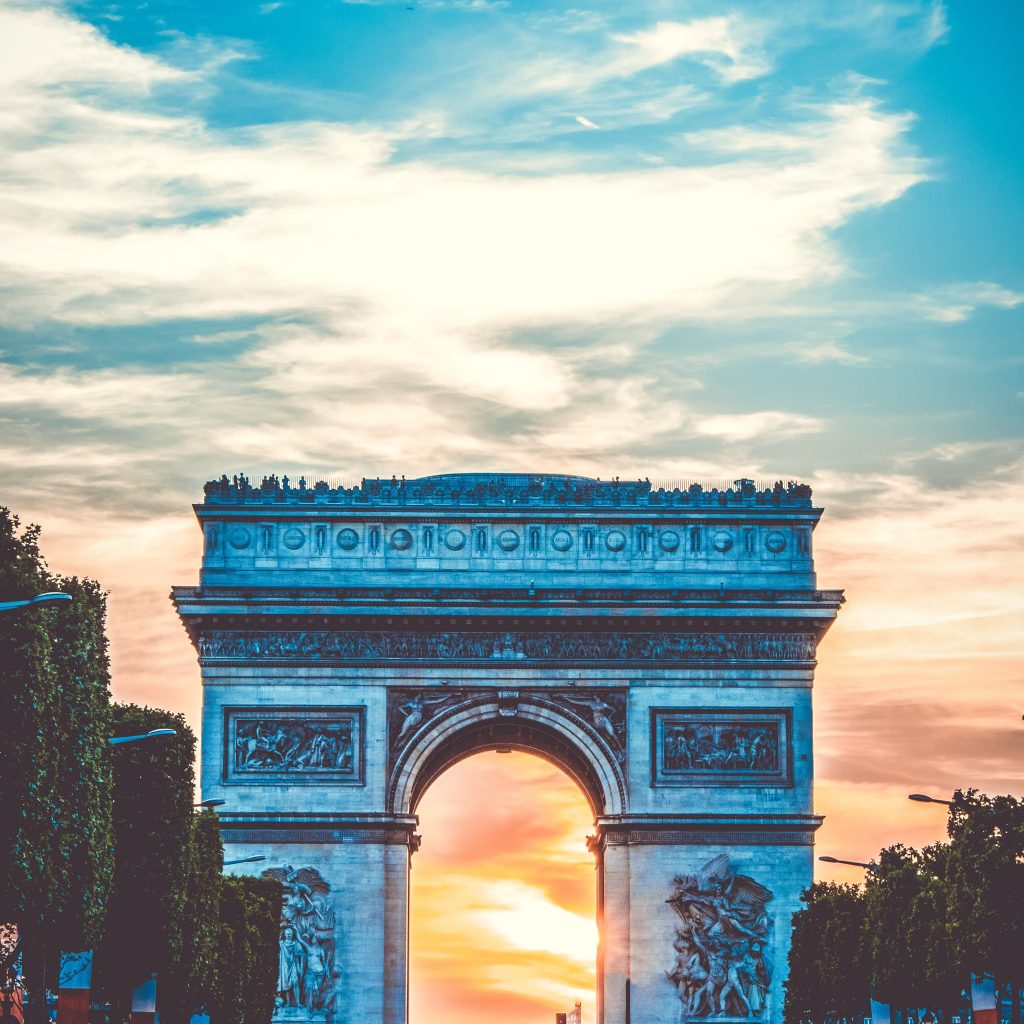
3,0,1022,1020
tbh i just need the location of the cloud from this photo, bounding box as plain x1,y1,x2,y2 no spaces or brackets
914,280,1024,322
574,115,600,129
0,3,185,91
611,16,772,84
695,410,825,442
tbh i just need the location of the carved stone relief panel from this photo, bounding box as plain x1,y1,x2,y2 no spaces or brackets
651,709,792,788
197,630,816,664
262,866,336,1022
387,686,627,774
224,707,365,784
666,854,773,1019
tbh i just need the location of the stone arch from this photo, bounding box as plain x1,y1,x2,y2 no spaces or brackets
387,692,626,817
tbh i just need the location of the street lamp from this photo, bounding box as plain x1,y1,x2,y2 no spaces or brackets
223,856,265,866
0,591,72,612
819,855,876,870
108,729,177,747
194,800,225,809
908,793,952,807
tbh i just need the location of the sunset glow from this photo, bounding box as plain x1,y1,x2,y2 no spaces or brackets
3,0,1022,1020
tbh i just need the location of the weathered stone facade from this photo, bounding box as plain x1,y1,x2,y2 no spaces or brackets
173,472,841,1024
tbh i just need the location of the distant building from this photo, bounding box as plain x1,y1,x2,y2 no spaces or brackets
556,1000,582,1024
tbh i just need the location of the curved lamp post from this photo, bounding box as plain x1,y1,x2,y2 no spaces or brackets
194,800,225,809
223,856,265,866
819,855,876,871
0,591,72,612
108,729,177,747
908,793,952,807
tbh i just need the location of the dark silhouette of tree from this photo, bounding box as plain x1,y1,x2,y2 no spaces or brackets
784,882,870,1024
945,789,1024,1024
213,877,282,1024
864,843,961,1018
94,703,195,1021
0,509,114,1024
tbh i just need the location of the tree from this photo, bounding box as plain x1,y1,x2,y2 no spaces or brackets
863,843,961,1017
0,510,114,1024
160,809,224,1023
94,703,196,1021
784,882,870,1024
945,789,1024,1024
212,877,282,1024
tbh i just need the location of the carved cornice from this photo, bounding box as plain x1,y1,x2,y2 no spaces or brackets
202,472,814,510
590,815,823,851
177,585,844,610
219,814,419,847
195,629,818,664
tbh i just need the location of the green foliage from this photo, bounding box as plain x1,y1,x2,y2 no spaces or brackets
94,703,196,1006
212,877,283,1024
784,882,870,1024
0,509,114,951
863,843,960,1013
945,788,1024,985
161,810,224,1023
243,877,284,1024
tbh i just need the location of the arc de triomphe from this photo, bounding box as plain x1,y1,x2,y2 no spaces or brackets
172,472,841,1024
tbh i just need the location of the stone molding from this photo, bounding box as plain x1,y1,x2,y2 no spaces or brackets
219,814,419,848
589,815,823,850
196,629,817,664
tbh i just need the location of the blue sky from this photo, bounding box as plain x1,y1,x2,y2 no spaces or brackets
1,2,1022,1018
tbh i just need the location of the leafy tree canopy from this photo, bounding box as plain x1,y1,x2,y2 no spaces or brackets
784,881,869,1024
0,509,113,951
94,703,195,1002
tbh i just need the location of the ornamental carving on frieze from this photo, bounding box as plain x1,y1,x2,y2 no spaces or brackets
386,687,627,772
197,630,815,664
666,854,773,1019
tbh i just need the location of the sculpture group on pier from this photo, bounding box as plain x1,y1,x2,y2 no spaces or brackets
666,854,773,1019
264,866,337,1020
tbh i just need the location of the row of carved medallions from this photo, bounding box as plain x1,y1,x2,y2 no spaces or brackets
386,687,628,773
666,853,774,1019
204,521,806,559
196,630,817,663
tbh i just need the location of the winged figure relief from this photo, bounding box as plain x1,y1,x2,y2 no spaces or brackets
666,855,773,1019
263,866,337,1016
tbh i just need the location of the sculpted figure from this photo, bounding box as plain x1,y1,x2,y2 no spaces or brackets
394,693,455,745
277,925,304,1007
562,694,620,745
302,933,328,1011
666,854,773,1018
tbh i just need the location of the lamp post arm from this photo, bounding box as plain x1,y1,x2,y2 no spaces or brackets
108,729,177,747
0,592,73,612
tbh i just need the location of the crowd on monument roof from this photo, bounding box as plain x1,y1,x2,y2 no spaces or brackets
202,472,813,508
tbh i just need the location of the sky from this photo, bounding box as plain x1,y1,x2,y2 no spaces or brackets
1,0,1022,1020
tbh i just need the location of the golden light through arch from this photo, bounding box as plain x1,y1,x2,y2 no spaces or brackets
409,751,598,1024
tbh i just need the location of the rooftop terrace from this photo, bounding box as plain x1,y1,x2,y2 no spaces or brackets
201,472,814,509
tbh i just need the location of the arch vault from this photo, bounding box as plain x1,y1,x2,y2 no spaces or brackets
173,472,842,1024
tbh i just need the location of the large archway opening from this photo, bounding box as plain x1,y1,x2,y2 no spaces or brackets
409,751,597,1024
